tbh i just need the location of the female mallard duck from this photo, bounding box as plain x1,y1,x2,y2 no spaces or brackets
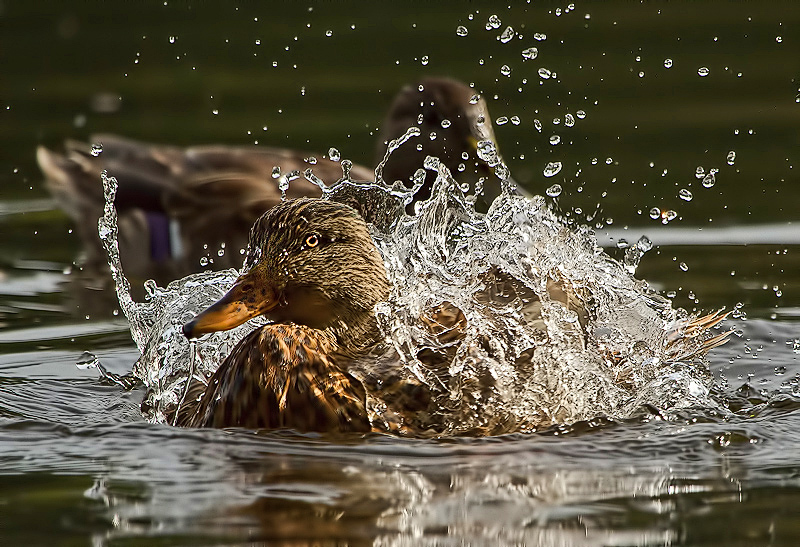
177,197,391,431
37,78,507,284
171,197,730,434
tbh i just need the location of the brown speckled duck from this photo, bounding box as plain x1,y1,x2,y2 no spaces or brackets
170,197,731,434
176,198,391,431
37,78,507,284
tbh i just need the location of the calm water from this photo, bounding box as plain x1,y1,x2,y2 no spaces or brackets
2,2,800,545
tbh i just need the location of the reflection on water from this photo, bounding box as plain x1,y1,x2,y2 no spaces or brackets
3,411,800,545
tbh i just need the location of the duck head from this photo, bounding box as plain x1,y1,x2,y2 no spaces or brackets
182,198,391,345
377,77,505,207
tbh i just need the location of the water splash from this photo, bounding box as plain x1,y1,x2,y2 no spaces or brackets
100,138,728,434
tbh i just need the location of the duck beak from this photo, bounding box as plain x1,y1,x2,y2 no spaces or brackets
182,272,278,339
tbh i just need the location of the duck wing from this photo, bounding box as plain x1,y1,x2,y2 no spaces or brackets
180,324,371,433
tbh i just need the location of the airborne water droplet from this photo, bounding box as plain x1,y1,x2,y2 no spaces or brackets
91,143,103,157
702,172,716,188
543,161,562,177
271,166,281,178
328,148,341,162
456,25,468,37
727,150,736,165
499,26,515,43
546,183,562,197
664,58,673,68
549,135,561,145
522,47,538,60
538,68,552,79
679,189,693,201
698,66,710,77
500,65,512,76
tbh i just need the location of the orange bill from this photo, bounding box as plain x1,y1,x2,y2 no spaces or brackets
182,273,278,339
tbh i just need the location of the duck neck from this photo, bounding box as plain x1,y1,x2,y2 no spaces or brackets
327,306,383,357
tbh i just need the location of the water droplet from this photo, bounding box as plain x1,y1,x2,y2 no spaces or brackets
421,55,429,66
76,351,99,370
698,66,710,77
499,26,515,43
702,173,716,188
271,166,281,178
522,47,538,60
469,94,480,105
564,114,575,127
325,30,333,37
429,131,437,140
663,210,677,224
664,58,673,68
487,14,502,30
441,119,451,129
695,166,705,179
546,183,562,197
534,32,547,41
500,64,512,76
549,135,561,145
679,189,693,201
616,239,629,249
456,25,468,37
328,148,341,162
510,116,520,125
679,262,688,271
199,256,209,266
576,110,586,119
776,36,782,43
543,161,562,177
649,208,661,220
90,143,103,157
533,119,542,132
538,67,552,79
212,109,219,115
727,150,736,165
495,116,508,126
476,140,500,166
169,36,176,44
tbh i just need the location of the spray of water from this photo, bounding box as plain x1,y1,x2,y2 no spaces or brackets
99,139,728,433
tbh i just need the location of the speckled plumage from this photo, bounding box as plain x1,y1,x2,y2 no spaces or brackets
176,198,391,432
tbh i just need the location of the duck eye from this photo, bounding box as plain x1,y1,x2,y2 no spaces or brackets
304,233,320,248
